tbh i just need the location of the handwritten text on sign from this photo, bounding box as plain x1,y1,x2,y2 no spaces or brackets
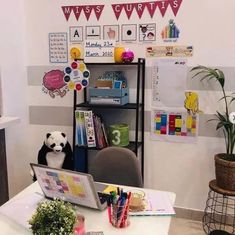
84,40,115,62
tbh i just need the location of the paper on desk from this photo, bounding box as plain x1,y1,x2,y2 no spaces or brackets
129,190,175,216
0,192,45,228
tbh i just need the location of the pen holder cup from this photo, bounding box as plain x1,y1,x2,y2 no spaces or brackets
111,204,130,228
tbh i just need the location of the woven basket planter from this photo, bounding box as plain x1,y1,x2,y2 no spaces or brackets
215,153,235,191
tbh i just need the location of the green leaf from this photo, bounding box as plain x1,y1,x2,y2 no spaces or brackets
216,122,225,130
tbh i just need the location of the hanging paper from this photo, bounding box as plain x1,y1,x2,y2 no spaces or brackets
151,58,187,107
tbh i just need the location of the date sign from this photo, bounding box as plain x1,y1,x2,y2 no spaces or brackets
84,40,116,63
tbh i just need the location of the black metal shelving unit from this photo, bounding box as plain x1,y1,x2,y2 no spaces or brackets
73,58,145,179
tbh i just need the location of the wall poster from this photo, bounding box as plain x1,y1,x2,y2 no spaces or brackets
151,109,198,143
49,32,68,63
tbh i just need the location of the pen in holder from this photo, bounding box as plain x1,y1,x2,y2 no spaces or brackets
108,189,131,228
111,204,130,228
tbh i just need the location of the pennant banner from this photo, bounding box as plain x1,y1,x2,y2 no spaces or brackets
82,5,93,20
73,6,82,21
61,5,104,21
156,0,170,17
134,3,146,19
61,6,73,21
93,5,104,20
111,4,124,20
61,1,183,21
112,0,183,20
146,2,157,18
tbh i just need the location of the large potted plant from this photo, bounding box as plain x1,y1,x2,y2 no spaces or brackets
191,65,235,190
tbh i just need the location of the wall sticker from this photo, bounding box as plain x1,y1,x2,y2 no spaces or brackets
42,70,68,98
161,19,180,42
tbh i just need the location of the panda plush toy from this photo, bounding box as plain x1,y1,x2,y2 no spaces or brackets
37,131,74,170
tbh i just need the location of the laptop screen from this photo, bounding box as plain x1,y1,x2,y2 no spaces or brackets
31,163,99,209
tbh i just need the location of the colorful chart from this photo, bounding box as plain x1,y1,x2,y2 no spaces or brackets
154,113,167,135
41,170,86,197
153,111,197,137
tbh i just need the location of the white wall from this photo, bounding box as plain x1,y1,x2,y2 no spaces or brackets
0,0,32,196
2,0,235,211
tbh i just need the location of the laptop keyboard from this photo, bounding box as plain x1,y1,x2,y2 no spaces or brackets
97,192,110,204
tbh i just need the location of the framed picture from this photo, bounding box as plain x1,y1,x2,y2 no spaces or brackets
121,24,137,42
85,26,101,40
103,25,119,42
139,23,156,42
69,26,83,43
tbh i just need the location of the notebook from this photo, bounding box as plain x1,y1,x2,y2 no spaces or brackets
30,163,108,210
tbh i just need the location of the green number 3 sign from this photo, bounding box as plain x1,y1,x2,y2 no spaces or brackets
109,124,129,147
112,130,121,145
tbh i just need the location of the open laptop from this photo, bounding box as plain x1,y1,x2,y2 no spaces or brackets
30,163,109,210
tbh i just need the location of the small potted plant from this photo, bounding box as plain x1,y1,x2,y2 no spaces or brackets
29,198,77,235
191,65,235,190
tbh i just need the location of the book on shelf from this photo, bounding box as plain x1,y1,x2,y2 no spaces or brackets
75,109,108,149
75,110,87,146
93,113,109,149
83,110,96,148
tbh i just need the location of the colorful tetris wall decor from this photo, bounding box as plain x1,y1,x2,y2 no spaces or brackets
153,110,197,141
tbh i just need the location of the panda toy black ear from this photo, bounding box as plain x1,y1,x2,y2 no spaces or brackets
61,133,66,138
46,133,51,138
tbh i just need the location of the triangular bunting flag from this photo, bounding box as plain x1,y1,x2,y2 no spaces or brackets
112,4,124,20
169,0,183,16
82,5,93,20
134,2,146,19
73,6,82,21
93,5,104,20
156,0,170,17
123,3,135,19
146,2,157,18
61,6,73,21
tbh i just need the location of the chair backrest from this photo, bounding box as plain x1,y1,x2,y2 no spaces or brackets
90,147,143,187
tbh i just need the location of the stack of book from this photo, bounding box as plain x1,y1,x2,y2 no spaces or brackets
75,110,109,149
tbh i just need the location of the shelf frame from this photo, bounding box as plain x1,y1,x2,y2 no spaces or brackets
72,58,145,179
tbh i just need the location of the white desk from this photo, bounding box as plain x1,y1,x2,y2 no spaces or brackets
0,182,175,235
0,116,20,205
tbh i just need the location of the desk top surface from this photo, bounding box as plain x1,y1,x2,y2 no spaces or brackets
0,182,176,235
0,116,20,130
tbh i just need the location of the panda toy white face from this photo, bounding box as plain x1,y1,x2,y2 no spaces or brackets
45,131,67,153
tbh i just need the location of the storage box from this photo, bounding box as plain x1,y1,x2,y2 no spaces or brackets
88,87,129,105
89,95,129,105
89,87,129,98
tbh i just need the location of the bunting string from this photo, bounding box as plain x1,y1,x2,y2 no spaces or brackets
61,0,182,21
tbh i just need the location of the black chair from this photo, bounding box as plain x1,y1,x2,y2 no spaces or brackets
89,146,143,187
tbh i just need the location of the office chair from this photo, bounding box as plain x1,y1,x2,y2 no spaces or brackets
89,146,143,187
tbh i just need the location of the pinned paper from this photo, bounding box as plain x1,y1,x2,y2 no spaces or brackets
184,92,199,115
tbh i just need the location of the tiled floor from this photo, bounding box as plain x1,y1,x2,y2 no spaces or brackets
169,217,205,235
